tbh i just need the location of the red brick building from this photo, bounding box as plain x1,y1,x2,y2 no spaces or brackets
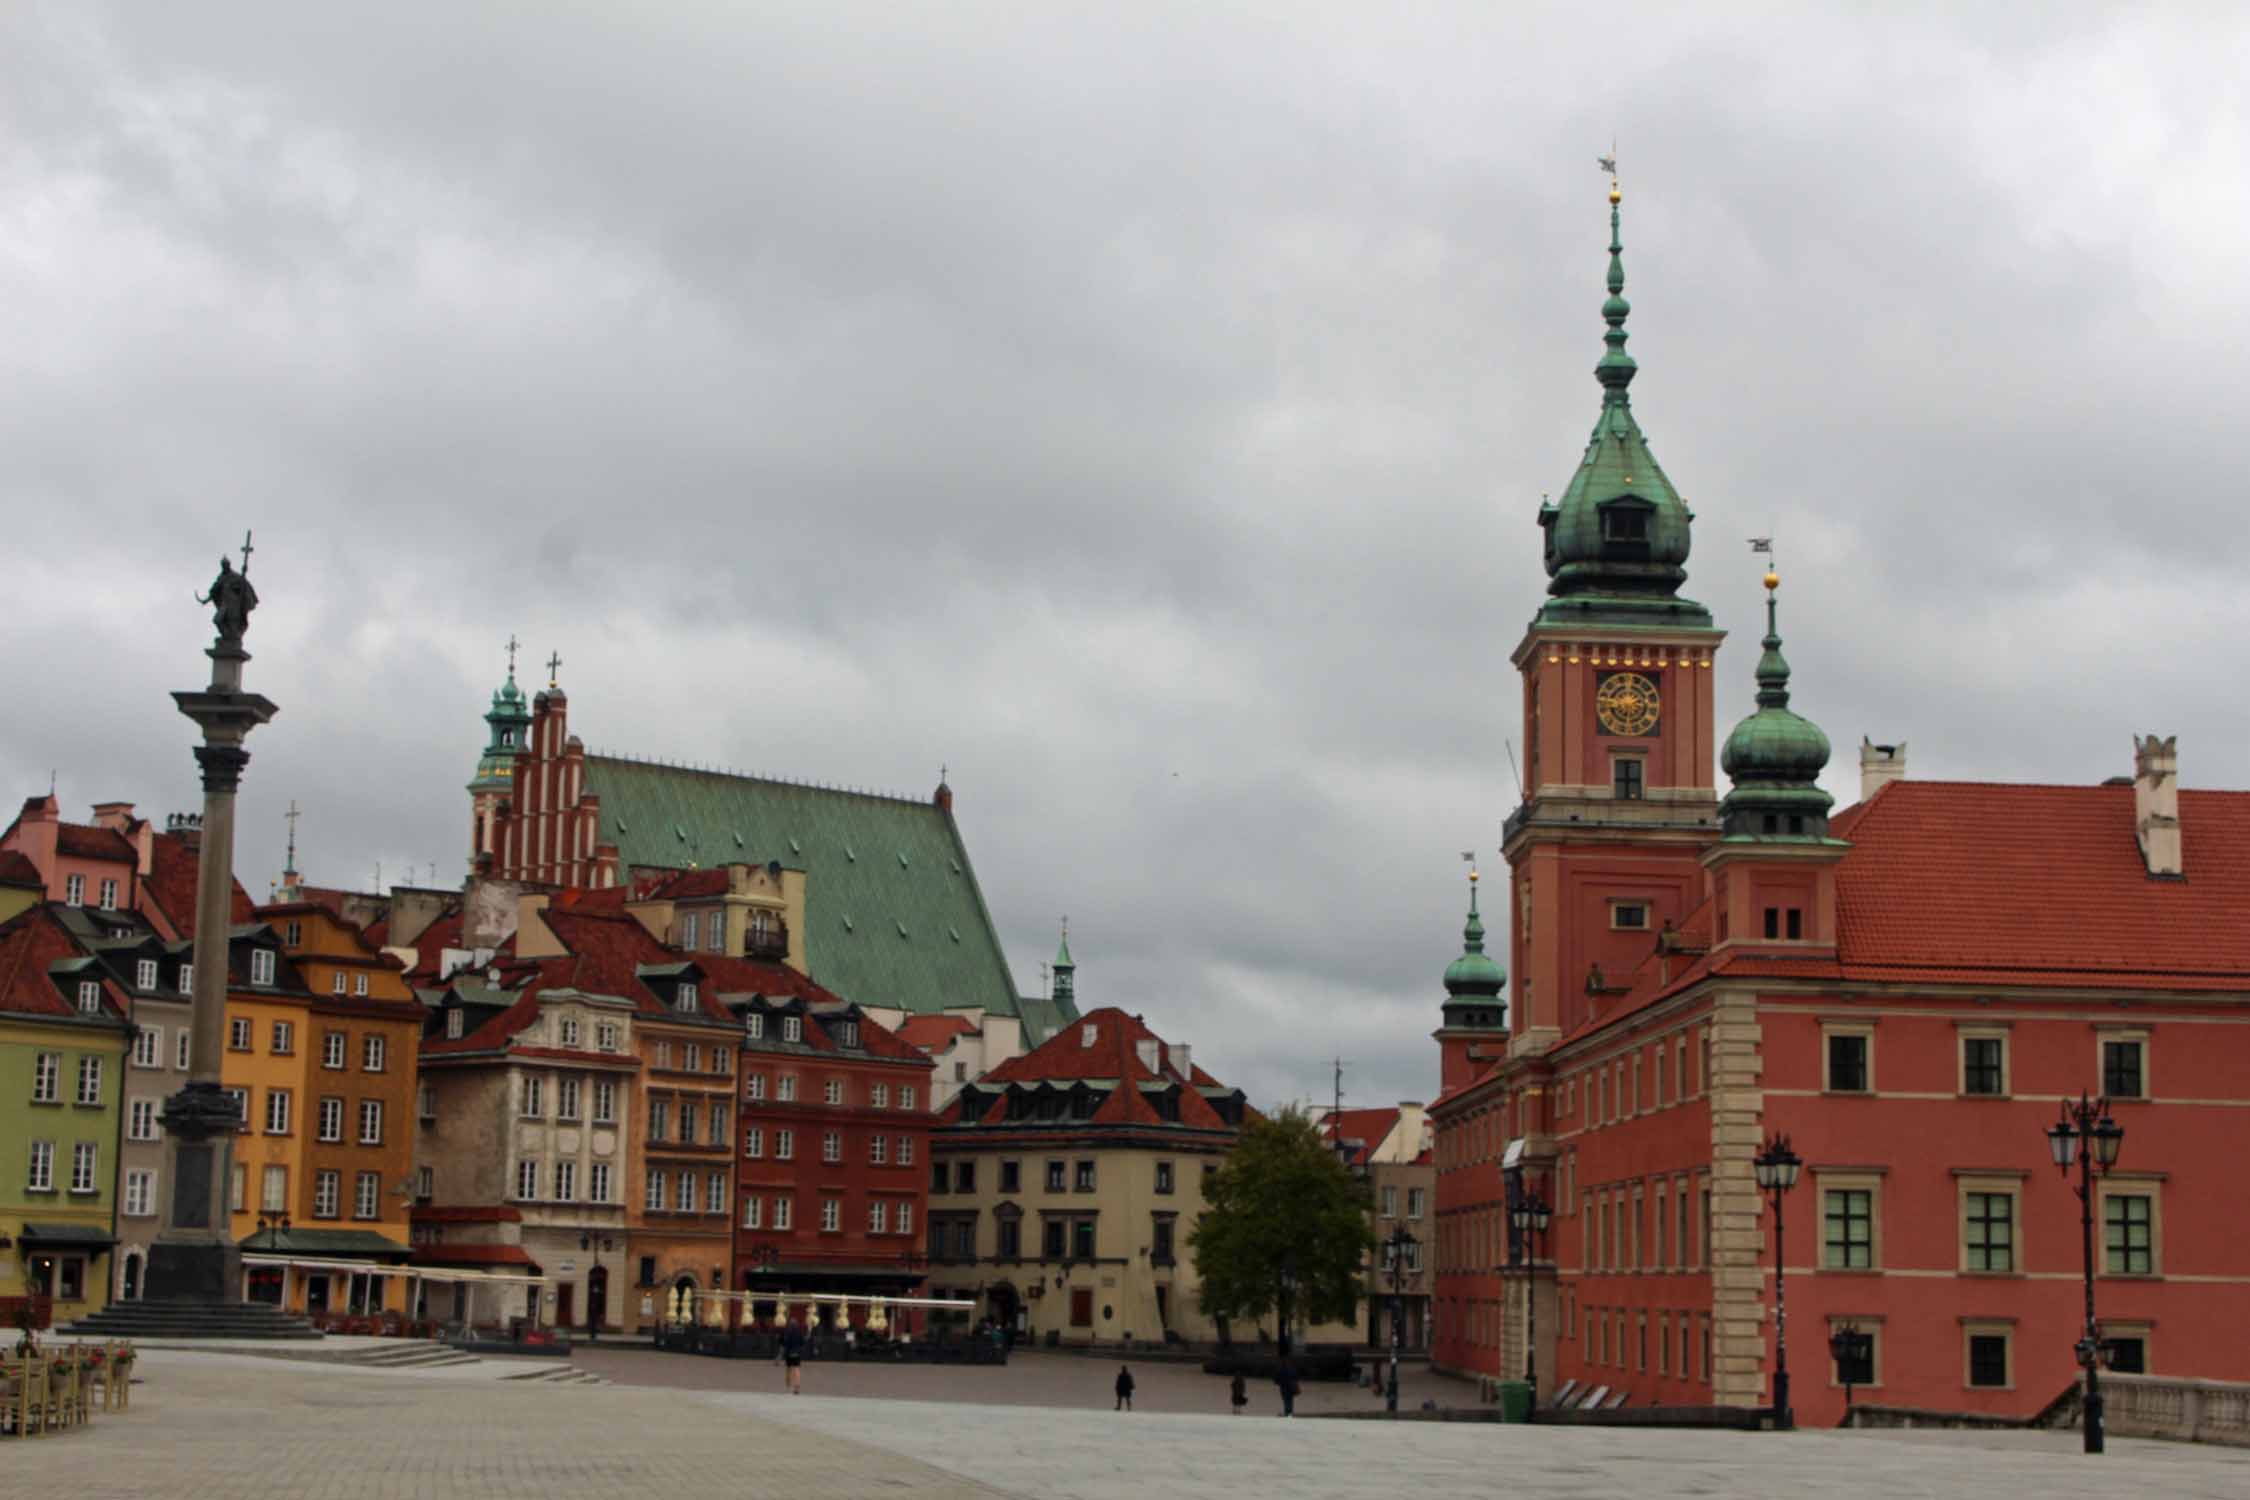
731,985,934,1328
1430,184,2250,1424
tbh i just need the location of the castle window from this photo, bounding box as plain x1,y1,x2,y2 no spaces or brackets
1612,760,1644,801
1610,903,1649,931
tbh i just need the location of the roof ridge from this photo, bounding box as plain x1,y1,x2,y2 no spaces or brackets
585,751,929,809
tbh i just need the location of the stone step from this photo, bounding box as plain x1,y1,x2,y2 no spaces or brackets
63,1301,324,1340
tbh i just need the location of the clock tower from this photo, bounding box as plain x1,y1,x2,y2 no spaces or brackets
1503,178,1725,1056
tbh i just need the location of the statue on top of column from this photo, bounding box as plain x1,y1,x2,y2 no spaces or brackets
196,538,259,645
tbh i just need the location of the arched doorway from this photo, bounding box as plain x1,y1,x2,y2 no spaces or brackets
588,1265,609,1333
987,1282,1020,1346
120,1252,142,1301
668,1274,699,1325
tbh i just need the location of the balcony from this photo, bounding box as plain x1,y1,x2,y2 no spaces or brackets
745,922,789,962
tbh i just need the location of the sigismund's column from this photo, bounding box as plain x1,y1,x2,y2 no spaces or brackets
145,541,278,1301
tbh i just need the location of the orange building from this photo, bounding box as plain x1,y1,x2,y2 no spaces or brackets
226,906,424,1316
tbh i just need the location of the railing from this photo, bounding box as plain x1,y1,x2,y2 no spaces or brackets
1848,1374,2250,1449
745,923,788,961
2103,1374,2250,1448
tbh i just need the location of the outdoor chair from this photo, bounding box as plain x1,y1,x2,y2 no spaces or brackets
3,1357,49,1437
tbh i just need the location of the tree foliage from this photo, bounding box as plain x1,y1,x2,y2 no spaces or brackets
1189,1106,1374,1338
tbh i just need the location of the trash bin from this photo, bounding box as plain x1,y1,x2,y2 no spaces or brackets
1497,1381,1534,1423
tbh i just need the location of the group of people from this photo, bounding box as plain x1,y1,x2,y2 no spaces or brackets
1115,1359,1300,1416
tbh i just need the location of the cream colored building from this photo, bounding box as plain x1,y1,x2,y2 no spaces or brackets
926,1006,1246,1346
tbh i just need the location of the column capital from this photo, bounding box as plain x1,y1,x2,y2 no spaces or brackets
192,744,253,793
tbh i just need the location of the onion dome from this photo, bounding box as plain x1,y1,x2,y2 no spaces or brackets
469,660,532,794
1441,871,1506,1031
1536,178,1712,630
1718,573,1835,839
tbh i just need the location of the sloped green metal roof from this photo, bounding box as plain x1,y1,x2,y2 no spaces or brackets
1014,992,1081,1049
583,757,1021,1021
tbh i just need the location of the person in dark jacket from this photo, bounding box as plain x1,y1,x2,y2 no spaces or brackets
1115,1364,1136,1411
781,1319,807,1394
1276,1358,1300,1417
1229,1372,1248,1415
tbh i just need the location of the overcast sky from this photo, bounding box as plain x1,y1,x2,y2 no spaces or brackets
6,3,2243,1112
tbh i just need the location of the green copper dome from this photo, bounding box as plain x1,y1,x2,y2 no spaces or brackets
1718,582,1835,839
468,665,533,794
1442,876,1505,1023
1535,186,1711,631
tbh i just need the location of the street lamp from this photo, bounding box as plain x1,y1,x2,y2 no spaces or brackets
1380,1224,1420,1416
2046,1091,2123,1455
1828,1323,1873,1421
1509,1192,1552,1420
1752,1134,1802,1431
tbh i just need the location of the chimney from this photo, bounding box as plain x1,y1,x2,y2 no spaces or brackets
1859,738,1907,803
2133,735,2182,877
89,801,136,832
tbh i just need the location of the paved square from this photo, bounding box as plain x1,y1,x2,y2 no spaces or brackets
5,1345,2245,1499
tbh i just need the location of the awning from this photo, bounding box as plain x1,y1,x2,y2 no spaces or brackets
238,1228,411,1262
18,1222,116,1249
240,1253,548,1288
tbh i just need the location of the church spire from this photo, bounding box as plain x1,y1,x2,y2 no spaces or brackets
1441,868,1505,1030
1052,918,1075,1007
1718,570,1835,840
1534,170,1709,629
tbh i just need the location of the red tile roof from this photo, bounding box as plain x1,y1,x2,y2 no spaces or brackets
1831,780,2250,983
0,850,40,888
1320,1107,1402,1167
895,1013,978,1053
55,824,134,862
138,829,252,939
954,1006,1240,1130
410,1244,539,1268
642,868,728,901
0,908,83,1017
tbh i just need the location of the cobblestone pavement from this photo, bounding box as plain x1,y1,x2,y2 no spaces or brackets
9,1346,2247,1499
1,1348,1004,1499
576,1343,1464,1414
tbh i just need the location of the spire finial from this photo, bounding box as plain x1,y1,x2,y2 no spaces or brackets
284,799,300,879
1596,152,1636,397
238,529,255,576
545,650,562,690
1755,566,1791,710
505,633,520,680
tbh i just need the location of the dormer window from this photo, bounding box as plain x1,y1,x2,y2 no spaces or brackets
136,959,158,990
745,1012,765,1040
838,1021,860,1049
1081,1023,1097,1048
445,1009,465,1040
249,949,276,987
782,1016,802,1044
77,980,102,1014
676,982,699,1013
560,1018,581,1048
1600,503,1651,543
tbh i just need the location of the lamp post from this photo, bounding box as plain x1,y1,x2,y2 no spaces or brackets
1509,1191,1552,1420
1380,1224,1420,1415
1752,1134,1802,1431
1276,1249,1298,1359
2046,1091,2123,1456
1828,1323,1872,1422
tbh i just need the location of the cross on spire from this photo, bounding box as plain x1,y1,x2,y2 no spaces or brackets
545,651,562,689
506,633,520,678
238,529,255,575
284,799,300,877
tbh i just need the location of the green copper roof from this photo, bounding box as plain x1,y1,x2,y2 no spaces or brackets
1442,876,1505,1006
1055,931,1074,970
470,671,533,793
1719,583,1836,839
582,756,1022,1023
1535,188,1711,631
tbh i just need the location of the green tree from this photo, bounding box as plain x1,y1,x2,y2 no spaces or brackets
1189,1106,1374,1354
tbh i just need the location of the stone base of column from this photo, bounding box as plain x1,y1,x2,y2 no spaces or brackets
143,1238,243,1302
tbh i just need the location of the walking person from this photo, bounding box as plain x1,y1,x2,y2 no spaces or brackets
1115,1364,1136,1412
781,1318,806,1394
1275,1357,1300,1417
1229,1372,1247,1416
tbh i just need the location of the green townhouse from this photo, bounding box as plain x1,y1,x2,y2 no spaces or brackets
0,902,133,1324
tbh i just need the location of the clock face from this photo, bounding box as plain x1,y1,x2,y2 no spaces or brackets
1596,671,1661,737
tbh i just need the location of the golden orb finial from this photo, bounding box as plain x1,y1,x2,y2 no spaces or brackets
1467,867,1481,884
1764,569,1780,591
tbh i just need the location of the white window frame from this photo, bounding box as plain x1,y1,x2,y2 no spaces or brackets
645,1169,665,1212
518,1159,541,1201
318,1096,344,1143
363,1034,387,1072
821,1197,841,1233
554,1160,576,1203
272,1020,294,1054
559,1018,581,1049
776,1128,794,1161
745,1013,764,1041
354,1171,381,1220
822,1131,842,1164
824,1078,844,1106
124,1167,156,1217
898,1136,914,1166
900,1085,916,1110
592,1080,616,1124
64,874,84,905
745,1126,764,1159
590,1162,612,1204
782,1016,802,1044
228,1016,252,1051
265,1088,292,1135
359,1099,384,1145
77,1055,104,1106
777,1074,797,1102
673,1173,694,1212
706,1172,725,1214
323,1030,346,1069
77,980,102,1015
98,877,117,910
746,1073,767,1101
135,958,158,991
70,1140,98,1194
250,948,276,987
314,1169,340,1219
32,1051,59,1103
743,1195,763,1229
27,1139,54,1191
773,1196,792,1231
176,1030,191,1070
128,1097,158,1141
